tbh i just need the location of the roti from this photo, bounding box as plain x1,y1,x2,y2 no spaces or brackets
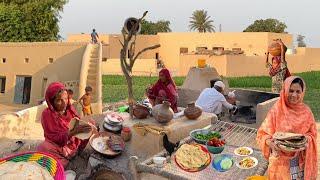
175,144,210,170
0,161,53,180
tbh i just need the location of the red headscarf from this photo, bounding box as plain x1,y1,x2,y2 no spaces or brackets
148,68,177,111
42,82,79,146
269,56,291,79
257,76,317,180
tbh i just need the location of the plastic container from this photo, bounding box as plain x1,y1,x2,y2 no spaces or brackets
198,59,206,68
121,127,132,142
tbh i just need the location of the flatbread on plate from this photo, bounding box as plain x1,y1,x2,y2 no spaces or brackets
0,161,53,180
175,144,210,170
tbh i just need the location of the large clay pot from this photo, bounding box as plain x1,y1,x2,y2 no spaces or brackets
133,104,149,119
268,42,287,56
184,102,202,120
152,101,174,123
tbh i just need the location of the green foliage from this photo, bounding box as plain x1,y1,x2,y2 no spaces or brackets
0,0,67,42
140,19,171,35
189,10,215,33
243,18,287,33
297,34,306,47
102,75,185,102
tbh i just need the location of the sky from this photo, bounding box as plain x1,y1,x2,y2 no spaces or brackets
59,0,320,47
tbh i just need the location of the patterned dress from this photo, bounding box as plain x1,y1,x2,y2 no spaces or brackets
266,61,287,93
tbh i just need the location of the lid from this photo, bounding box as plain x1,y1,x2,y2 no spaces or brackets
122,127,131,132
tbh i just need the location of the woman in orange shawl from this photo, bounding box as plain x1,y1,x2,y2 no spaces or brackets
257,76,317,180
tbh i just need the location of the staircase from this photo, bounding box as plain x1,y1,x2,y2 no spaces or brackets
86,44,99,101
78,43,102,114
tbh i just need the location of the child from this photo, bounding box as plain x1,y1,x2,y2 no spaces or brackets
79,86,93,116
67,89,77,106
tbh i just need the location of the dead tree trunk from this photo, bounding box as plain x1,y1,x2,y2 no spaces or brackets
119,11,160,118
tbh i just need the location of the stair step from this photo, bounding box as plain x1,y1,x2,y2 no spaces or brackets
88,69,97,73
87,74,96,78
87,80,96,84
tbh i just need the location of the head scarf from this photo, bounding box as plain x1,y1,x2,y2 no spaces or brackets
269,56,291,79
257,76,317,180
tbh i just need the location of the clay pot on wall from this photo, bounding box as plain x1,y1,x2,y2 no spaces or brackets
152,101,174,123
184,102,202,120
133,104,149,119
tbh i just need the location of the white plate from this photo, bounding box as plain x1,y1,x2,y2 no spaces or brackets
236,156,258,169
106,113,124,123
234,147,253,156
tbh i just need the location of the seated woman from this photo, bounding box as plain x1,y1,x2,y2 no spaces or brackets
147,68,178,113
37,82,92,168
256,76,317,180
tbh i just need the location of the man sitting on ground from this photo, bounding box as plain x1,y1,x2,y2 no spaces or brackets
196,80,237,117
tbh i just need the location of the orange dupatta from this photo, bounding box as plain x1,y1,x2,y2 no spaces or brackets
256,76,317,180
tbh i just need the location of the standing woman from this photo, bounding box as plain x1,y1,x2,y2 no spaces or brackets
257,76,317,180
147,68,178,113
266,39,291,93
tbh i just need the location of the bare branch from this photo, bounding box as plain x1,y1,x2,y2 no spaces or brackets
133,44,160,61
118,39,124,47
120,49,130,70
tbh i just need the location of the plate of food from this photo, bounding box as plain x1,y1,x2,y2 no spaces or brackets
212,154,234,172
89,132,124,157
174,144,211,172
189,129,222,144
106,113,124,124
234,147,253,156
236,156,258,169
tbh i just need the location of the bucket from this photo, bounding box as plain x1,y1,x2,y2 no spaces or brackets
198,59,206,68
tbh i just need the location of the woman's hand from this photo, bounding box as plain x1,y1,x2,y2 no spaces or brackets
266,138,281,151
69,124,92,136
276,39,284,47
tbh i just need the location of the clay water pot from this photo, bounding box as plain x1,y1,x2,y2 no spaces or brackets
184,102,202,120
133,104,149,119
268,42,287,56
152,101,174,123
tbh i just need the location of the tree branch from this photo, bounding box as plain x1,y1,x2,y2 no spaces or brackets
131,44,160,67
118,39,124,47
133,44,160,61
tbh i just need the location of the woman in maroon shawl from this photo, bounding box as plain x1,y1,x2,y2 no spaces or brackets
266,39,291,93
147,68,178,112
37,82,92,168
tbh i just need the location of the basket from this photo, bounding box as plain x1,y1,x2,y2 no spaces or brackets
0,151,65,180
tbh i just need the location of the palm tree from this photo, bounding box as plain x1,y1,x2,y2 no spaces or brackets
189,10,215,32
